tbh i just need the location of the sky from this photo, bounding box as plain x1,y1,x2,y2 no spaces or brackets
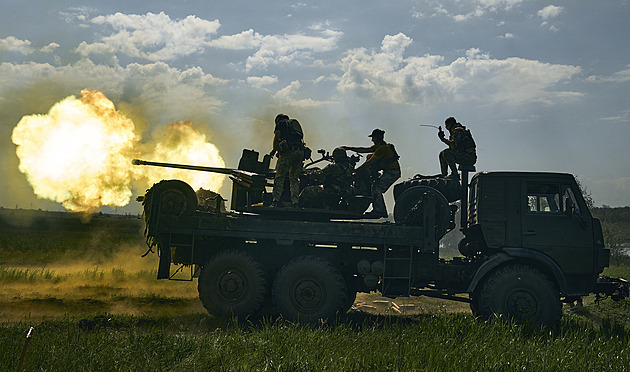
1,0,629,214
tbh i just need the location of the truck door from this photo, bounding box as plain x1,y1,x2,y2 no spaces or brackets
521,180,594,275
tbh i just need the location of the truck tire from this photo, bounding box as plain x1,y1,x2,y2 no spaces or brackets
155,179,198,216
477,264,561,329
198,249,267,318
272,255,348,323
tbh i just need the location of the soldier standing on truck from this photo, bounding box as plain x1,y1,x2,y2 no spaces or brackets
271,114,305,208
299,147,354,209
342,128,400,218
438,117,476,178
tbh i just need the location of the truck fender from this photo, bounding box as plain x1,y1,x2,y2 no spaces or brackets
467,248,567,295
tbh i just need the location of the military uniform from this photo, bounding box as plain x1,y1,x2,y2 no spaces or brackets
272,116,304,206
439,119,476,176
366,142,401,217
299,160,354,208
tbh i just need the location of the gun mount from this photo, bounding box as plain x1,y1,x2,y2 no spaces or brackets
133,149,376,222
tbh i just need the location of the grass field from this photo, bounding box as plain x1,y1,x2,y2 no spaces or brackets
1,208,629,371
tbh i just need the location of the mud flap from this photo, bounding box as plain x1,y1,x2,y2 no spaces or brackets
157,245,171,279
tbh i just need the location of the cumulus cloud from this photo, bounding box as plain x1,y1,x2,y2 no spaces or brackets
231,30,342,71
77,12,221,61
247,75,278,88
430,0,525,21
77,11,342,71
0,59,227,122
0,36,34,54
272,80,331,108
337,34,581,105
538,5,563,20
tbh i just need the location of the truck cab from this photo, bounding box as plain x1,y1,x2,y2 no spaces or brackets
465,172,607,299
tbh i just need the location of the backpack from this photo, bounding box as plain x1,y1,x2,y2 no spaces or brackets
279,119,304,149
455,126,476,156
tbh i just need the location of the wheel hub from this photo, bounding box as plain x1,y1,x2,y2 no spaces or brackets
507,290,537,317
218,270,246,301
294,279,323,311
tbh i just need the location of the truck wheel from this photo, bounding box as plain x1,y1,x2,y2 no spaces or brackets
198,249,267,318
156,180,198,216
272,255,347,323
477,265,561,328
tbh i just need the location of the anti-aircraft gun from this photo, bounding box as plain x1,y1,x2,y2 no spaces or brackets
134,148,375,222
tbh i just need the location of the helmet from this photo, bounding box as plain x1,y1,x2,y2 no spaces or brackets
332,147,347,160
445,117,456,128
275,114,289,124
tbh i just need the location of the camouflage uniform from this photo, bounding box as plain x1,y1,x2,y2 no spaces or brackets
273,149,304,205
299,160,354,208
272,115,304,206
439,120,476,176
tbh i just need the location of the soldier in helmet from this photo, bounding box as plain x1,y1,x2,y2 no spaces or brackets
299,147,354,209
438,117,476,178
342,129,401,218
271,114,305,207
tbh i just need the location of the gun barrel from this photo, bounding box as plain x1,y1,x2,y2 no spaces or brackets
132,159,236,175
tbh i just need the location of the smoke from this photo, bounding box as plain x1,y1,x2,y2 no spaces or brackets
11,89,226,215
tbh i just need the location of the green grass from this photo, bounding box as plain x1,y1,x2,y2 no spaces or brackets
1,313,629,372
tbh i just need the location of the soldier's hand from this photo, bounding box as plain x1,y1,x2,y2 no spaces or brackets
438,127,445,140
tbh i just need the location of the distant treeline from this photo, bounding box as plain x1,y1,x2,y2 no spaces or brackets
592,206,630,242
592,206,630,223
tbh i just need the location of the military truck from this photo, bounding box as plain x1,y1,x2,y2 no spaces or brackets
134,149,628,328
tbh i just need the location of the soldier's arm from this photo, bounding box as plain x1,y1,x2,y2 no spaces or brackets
272,130,281,151
356,152,380,171
341,145,372,153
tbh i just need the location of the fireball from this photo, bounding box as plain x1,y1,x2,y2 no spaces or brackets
11,89,225,214
12,89,137,213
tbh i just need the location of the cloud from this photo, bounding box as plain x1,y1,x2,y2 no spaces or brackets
0,59,227,122
247,75,278,88
242,31,342,71
429,0,525,20
272,80,332,108
78,11,343,70
538,5,563,20
40,42,60,54
477,0,525,9
586,65,630,83
337,34,581,105
77,12,221,61
0,36,33,54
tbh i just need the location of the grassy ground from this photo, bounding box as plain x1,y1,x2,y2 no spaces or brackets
1,209,629,371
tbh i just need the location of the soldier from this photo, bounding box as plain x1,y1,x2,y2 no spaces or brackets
271,114,305,207
342,129,401,219
299,147,354,209
438,117,477,177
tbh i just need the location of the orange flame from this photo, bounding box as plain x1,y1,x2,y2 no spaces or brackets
11,89,225,214
135,121,225,192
